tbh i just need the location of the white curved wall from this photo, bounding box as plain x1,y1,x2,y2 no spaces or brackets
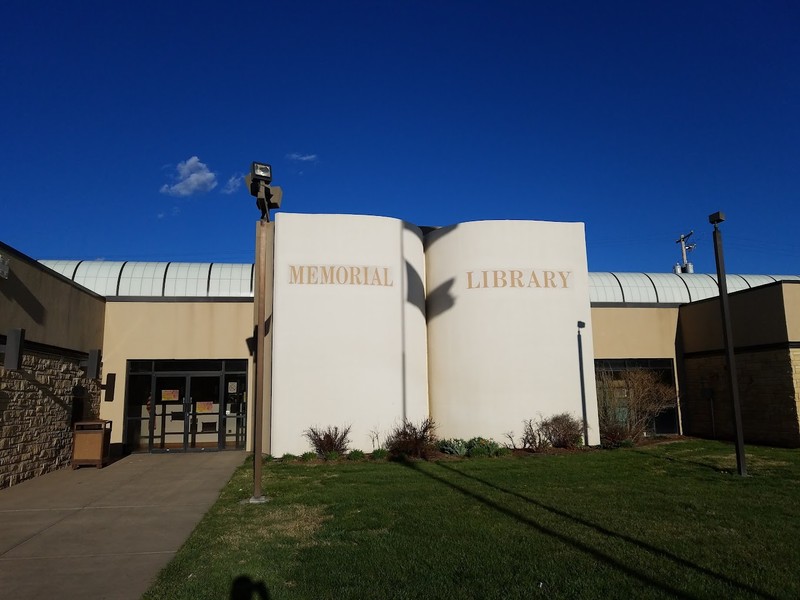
425,220,600,445
270,213,429,455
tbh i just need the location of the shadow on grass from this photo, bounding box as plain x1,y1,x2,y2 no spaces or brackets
230,575,270,600
398,460,777,600
631,447,738,474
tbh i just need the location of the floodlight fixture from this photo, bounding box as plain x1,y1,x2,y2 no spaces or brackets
577,321,586,329
251,162,272,184
246,162,281,221
708,211,726,225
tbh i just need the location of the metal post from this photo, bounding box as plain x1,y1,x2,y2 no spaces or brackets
577,321,589,445
710,216,747,476
250,219,269,503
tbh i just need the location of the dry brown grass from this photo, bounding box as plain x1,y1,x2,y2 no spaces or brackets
215,504,330,551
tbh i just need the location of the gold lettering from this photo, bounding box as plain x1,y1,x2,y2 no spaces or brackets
336,266,348,284
350,266,362,285
307,266,318,284
362,266,369,285
543,271,556,288
289,265,305,284
510,270,523,288
371,268,382,286
493,270,508,288
528,271,541,288
482,271,489,288
559,271,571,288
383,267,393,287
320,266,334,284
467,271,481,289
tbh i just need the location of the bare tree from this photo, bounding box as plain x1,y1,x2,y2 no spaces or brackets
596,368,677,446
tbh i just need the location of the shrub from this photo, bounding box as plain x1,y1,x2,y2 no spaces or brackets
466,437,501,458
281,453,298,461
519,418,550,452
263,454,274,462
539,413,584,449
348,449,366,461
438,438,468,456
596,368,677,447
370,448,389,460
304,425,352,456
385,419,437,459
323,451,341,461
598,421,629,449
300,451,317,462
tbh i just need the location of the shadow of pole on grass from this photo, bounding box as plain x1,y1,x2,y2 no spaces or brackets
230,575,271,600
397,460,767,600
432,462,777,600
630,447,737,474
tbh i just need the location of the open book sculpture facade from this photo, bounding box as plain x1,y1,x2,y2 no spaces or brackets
271,213,600,455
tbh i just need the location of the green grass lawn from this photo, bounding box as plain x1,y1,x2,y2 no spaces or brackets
143,440,800,600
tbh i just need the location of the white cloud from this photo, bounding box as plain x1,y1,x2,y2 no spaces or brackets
221,173,243,195
160,156,218,196
286,152,318,162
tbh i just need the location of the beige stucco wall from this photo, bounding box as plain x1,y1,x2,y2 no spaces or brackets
678,282,800,447
0,243,105,351
783,284,800,342
679,283,789,354
270,213,429,456
591,307,679,359
425,220,600,445
101,301,254,444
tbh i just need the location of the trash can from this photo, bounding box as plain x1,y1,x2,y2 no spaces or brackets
71,420,112,469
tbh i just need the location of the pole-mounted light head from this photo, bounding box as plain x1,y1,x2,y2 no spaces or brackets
708,211,725,225
577,321,586,329
251,162,272,184
245,162,281,221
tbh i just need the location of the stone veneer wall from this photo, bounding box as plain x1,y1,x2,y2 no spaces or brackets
0,351,101,489
682,348,800,447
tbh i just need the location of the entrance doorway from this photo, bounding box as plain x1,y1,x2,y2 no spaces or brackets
125,359,248,452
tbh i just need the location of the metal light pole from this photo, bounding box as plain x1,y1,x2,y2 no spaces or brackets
577,321,590,445
247,163,282,503
709,211,747,476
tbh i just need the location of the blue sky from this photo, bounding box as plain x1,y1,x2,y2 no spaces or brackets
1,1,798,274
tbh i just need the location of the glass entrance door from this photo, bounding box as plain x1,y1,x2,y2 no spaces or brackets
153,376,188,451
187,376,222,450
124,359,248,453
151,375,223,451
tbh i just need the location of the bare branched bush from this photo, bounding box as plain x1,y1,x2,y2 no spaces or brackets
539,413,584,449
507,415,581,451
304,425,352,456
596,368,677,447
385,419,437,459
520,418,551,452
368,428,383,451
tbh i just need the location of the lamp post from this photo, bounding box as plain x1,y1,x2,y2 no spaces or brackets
577,320,590,446
709,211,747,476
247,162,282,503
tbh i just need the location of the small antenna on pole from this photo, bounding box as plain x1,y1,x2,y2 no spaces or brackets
674,231,696,274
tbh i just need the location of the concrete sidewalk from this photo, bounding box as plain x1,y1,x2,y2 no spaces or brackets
0,451,245,599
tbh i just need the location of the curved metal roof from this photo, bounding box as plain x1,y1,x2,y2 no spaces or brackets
588,272,798,304
38,260,797,304
39,260,253,299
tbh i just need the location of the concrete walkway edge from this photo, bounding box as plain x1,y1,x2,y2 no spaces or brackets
0,451,246,599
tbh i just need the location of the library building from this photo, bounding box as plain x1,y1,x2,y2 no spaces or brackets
2,213,800,488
